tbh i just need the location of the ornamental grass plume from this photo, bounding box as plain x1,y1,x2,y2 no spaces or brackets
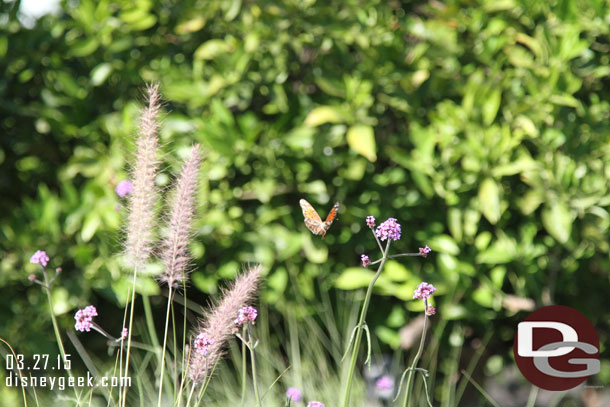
122,83,162,406
188,264,262,384
157,144,201,406
125,83,161,266
159,144,201,288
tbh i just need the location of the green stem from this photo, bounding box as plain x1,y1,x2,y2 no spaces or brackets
42,269,68,366
250,342,262,407
185,381,196,407
158,286,174,407
403,312,429,407
122,264,139,407
240,325,247,407
342,239,391,407
526,386,539,407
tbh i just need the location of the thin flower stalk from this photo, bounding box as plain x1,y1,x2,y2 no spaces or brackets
403,284,437,407
343,239,390,407
343,217,430,407
235,306,261,407
157,145,201,407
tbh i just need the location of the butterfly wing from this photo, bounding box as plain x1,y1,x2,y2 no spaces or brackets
323,202,340,228
300,199,325,236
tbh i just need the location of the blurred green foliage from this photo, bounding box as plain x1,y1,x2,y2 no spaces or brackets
1,0,609,399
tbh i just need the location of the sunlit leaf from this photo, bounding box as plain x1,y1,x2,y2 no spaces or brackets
542,202,572,243
346,124,376,162
479,178,501,224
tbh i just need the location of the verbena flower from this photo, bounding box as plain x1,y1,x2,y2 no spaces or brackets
193,333,214,356
74,305,98,332
366,216,376,228
419,245,431,258
376,375,394,399
115,180,134,198
413,282,436,300
376,375,394,391
30,250,50,267
121,328,128,339
426,306,436,316
235,306,258,326
375,218,401,241
307,402,325,407
28,274,36,281
361,254,370,267
286,387,302,402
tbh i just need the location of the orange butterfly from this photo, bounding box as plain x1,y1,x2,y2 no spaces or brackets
299,199,340,239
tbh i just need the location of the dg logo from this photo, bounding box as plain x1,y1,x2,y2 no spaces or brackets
513,305,600,391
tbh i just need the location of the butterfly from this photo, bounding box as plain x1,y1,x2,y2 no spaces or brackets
299,199,340,239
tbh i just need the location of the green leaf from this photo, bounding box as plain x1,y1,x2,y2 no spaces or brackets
304,106,344,127
81,214,101,242
542,203,572,243
175,16,206,34
346,124,377,162
194,39,231,60
428,234,460,255
335,267,375,290
473,284,494,308
90,63,112,86
482,88,501,125
479,178,501,224
448,208,463,243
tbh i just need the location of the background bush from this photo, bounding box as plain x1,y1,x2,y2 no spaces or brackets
1,0,609,403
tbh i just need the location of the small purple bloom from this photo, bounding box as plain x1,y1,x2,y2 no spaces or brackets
376,375,394,399
286,387,302,402
413,282,436,300
376,375,394,391
115,180,133,198
83,305,98,318
361,254,370,267
307,402,325,407
235,306,258,326
193,333,214,356
375,218,401,241
74,305,98,332
426,306,436,316
419,245,431,258
366,216,376,228
121,328,128,339
30,250,50,267
28,274,36,281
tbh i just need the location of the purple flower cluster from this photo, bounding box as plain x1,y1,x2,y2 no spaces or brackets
413,282,436,300
419,245,431,258
74,305,98,332
30,250,50,267
376,375,394,399
426,306,436,316
121,328,128,339
376,375,394,391
361,254,370,267
235,306,258,326
193,333,214,356
375,218,401,241
307,402,325,407
286,387,302,402
366,216,376,228
115,180,134,198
